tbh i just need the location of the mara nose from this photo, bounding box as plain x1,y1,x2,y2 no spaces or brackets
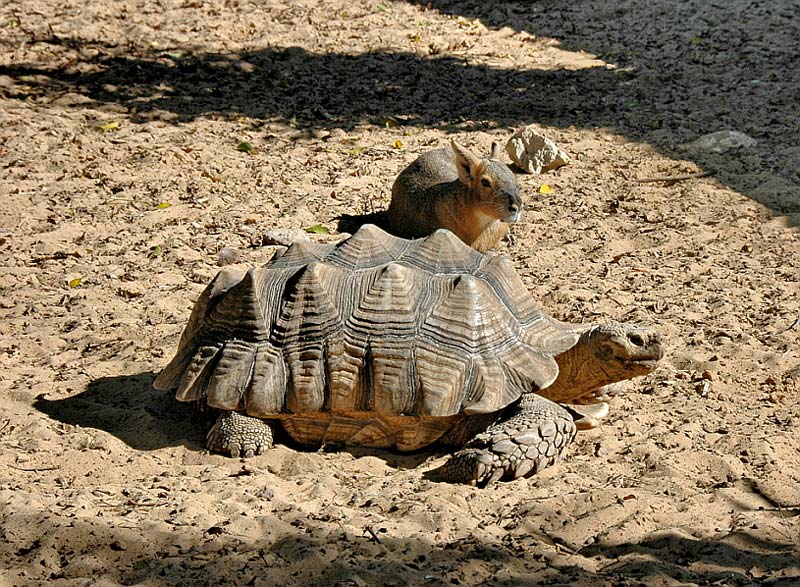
508,202,521,215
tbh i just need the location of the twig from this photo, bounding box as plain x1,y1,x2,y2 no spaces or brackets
538,528,580,555
363,525,382,544
633,170,714,183
126,499,164,508
31,251,82,263
779,316,800,334
757,505,800,512
9,464,60,472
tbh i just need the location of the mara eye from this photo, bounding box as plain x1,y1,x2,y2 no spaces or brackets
480,178,492,188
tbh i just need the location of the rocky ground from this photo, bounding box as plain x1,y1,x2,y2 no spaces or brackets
1,1,798,586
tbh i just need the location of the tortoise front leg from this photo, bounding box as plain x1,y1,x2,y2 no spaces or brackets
437,395,576,485
207,411,275,458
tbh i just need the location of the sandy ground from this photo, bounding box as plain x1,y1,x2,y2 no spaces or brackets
1,1,799,585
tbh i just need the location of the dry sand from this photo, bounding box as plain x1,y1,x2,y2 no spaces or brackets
1,1,798,585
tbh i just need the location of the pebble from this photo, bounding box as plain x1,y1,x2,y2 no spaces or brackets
681,130,757,153
217,247,239,266
259,228,311,247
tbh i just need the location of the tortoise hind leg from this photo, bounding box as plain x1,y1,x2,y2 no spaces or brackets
437,395,576,485
207,411,275,458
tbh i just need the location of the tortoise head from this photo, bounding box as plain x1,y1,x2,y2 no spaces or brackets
541,320,664,404
590,321,664,379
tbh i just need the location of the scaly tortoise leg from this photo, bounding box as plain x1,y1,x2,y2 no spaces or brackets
207,411,275,458
438,395,576,485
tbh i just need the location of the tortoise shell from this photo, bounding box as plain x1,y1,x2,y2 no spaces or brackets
155,225,579,451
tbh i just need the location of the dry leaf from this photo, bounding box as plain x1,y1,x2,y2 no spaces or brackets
97,121,121,131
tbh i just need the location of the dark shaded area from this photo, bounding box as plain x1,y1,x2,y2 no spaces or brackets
404,0,800,217
576,532,799,586
336,210,391,234
1,0,799,219
2,42,598,127
34,372,433,470
34,372,203,451
1,509,797,586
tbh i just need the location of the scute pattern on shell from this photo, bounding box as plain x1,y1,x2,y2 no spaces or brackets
154,225,564,449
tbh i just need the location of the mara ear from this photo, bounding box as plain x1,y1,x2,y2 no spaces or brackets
490,142,503,160
451,141,483,186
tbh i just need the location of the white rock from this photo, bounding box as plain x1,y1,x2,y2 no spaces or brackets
259,228,311,247
682,130,757,153
505,125,570,174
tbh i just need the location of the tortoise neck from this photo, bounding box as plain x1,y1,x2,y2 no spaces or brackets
540,329,613,403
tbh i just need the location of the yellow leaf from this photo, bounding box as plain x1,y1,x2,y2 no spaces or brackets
98,121,121,131
305,224,330,234
68,278,82,288
412,34,421,43
392,139,404,149
156,202,171,209
538,184,553,194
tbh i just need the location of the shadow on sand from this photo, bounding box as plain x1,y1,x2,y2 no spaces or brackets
33,371,434,472
2,508,798,586
34,372,202,452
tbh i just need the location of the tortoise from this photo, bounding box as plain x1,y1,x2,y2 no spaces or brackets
154,225,663,484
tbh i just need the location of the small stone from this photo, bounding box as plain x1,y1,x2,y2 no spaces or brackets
681,130,757,154
505,125,570,174
257,487,275,500
259,228,311,247
217,247,239,266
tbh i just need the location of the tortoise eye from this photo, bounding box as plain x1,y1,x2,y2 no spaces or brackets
480,178,492,188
